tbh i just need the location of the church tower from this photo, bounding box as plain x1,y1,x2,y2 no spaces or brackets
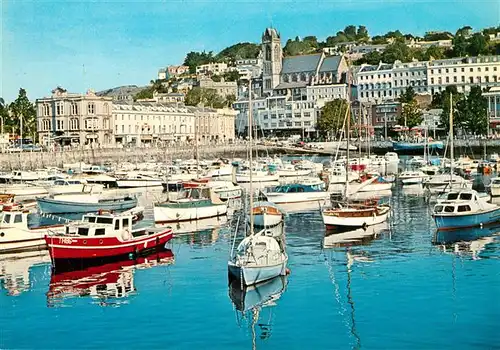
261,28,282,96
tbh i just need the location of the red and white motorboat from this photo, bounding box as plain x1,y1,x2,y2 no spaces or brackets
45,211,173,262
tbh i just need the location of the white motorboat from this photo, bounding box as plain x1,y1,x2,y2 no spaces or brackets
46,179,104,195
348,173,393,193
0,171,40,184
424,174,472,195
433,189,500,230
264,178,329,204
153,186,227,223
276,163,311,178
0,205,65,253
0,183,48,198
115,172,163,188
399,170,429,185
236,170,279,183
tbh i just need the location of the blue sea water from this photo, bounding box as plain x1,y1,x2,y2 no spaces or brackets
1,186,499,349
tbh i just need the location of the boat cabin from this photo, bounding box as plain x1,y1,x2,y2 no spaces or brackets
271,182,325,193
433,191,482,215
53,179,85,186
175,187,212,200
66,213,134,237
0,208,29,227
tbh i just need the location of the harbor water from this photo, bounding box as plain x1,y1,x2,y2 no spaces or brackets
1,163,499,349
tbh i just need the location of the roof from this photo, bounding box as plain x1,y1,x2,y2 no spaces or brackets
275,82,307,89
319,56,342,73
281,53,322,74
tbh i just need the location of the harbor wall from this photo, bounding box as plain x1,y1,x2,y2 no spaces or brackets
3,139,500,170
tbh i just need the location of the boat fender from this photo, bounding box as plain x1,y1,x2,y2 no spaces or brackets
285,268,291,275
362,222,367,230
122,229,131,241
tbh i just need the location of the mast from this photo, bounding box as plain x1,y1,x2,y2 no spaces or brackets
195,105,200,178
449,94,454,179
248,79,254,233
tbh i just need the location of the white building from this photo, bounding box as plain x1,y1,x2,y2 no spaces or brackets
199,78,238,98
113,101,236,145
236,58,262,80
427,56,500,95
196,62,230,76
355,55,500,102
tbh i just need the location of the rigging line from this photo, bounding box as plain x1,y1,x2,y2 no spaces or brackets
346,251,361,350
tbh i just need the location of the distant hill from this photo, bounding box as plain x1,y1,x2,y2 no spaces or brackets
96,85,146,98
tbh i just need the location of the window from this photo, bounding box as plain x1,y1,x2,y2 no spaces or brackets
78,227,89,236
457,205,471,212
14,214,22,223
56,102,64,116
2,213,11,223
103,103,109,114
434,206,443,213
42,104,51,116
459,193,472,200
114,220,120,230
444,206,455,213
97,217,114,224
71,102,78,115
95,228,106,236
88,102,95,114
123,218,130,228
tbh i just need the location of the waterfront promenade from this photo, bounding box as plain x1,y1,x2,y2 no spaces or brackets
3,138,500,170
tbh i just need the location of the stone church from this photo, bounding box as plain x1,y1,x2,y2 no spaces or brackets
260,27,349,97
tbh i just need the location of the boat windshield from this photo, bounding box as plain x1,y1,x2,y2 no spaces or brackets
458,193,472,200
447,193,459,200
2,213,10,224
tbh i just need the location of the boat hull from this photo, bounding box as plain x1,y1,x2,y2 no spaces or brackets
116,180,163,188
236,174,279,183
0,226,65,254
45,229,173,260
228,258,288,286
434,207,500,231
253,212,283,228
393,141,444,152
154,202,227,223
323,207,390,229
37,197,138,214
265,191,328,204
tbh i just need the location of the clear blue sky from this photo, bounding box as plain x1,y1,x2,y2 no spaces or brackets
1,0,498,102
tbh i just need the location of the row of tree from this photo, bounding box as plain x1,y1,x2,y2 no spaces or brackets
183,25,499,73
432,85,488,135
0,88,37,140
316,85,489,137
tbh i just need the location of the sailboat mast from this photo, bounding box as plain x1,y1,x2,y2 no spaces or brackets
248,79,254,233
449,94,454,179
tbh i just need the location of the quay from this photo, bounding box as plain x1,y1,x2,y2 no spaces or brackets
3,138,500,170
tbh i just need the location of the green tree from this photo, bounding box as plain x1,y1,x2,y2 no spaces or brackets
8,88,36,138
398,87,416,104
457,86,488,135
185,87,225,108
399,100,423,128
439,90,464,132
222,70,240,82
381,41,413,63
354,50,382,65
317,99,349,137
225,94,236,108
467,33,489,56
356,25,369,41
0,97,9,133
134,87,154,100
371,35,388,44
424,45,446,60
423,31,453,41
215,42,260,63
452,34,468,57
183,51,215,74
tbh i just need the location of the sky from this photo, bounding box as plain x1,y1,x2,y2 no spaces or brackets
1,0,499,102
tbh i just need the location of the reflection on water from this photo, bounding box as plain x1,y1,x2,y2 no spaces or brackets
47,248,174,307
323,222,389,248
228,276,287,349
433,225,500,260
0,251,51,296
